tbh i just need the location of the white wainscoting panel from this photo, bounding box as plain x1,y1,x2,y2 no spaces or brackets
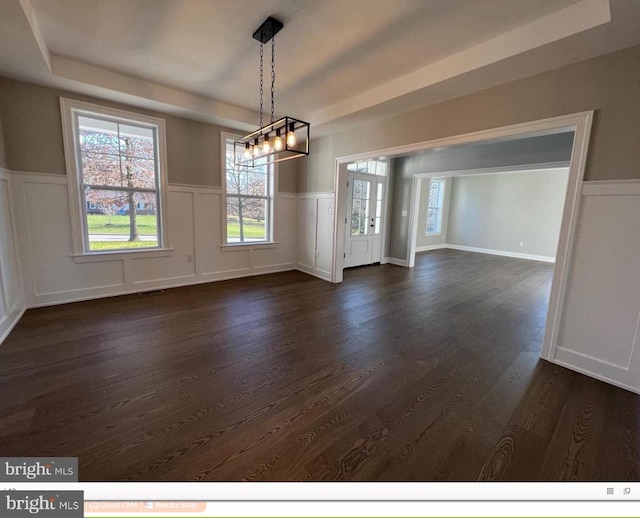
26,180,126,295
195,189,249,277
0,169,24,344
252,194,296,271
297,197,317,271
296,193,334,281
196,191,222,276
8,173,297,309
132,189,196,284
552,180,640,393
316,197,335,278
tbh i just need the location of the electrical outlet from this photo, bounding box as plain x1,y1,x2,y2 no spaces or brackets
328,207,333,215
519,241,524,248
187,254,194,263
401,210,408,217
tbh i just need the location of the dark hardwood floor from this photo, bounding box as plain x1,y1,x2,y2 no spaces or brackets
0,249,638,481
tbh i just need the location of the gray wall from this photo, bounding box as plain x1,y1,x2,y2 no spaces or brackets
300,44,640,193
447,169,570,258
0,77,300,192
388,133,573,259
415,178,452,249
395,133,573,176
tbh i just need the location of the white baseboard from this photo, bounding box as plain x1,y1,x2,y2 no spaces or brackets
550,357,640,396
444,244,555,263
0,305,26,347
382,257,408,267
28,265,296,309
296,264,333,282
415,244,447,253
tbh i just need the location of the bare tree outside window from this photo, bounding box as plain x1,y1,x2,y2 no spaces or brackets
426,178,445,234
225,141,270,243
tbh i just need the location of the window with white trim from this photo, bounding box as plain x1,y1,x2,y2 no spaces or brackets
224,137,274,244
61,99,168,254
425,178,445,235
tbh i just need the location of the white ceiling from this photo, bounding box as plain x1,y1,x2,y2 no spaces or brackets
1,0,640,135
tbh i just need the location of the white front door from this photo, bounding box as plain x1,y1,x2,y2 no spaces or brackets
344,173,386,268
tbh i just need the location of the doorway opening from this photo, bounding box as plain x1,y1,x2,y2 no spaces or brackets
331,111,593,365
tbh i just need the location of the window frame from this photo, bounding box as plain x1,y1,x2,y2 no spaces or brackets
60,98,170,258
220,132,278,249
425,178,446,235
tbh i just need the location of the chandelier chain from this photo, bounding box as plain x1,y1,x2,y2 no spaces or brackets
271,37,275,123
259,43,264,128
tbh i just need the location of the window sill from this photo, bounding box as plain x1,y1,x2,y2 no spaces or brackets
424,232,443,237
72,248,174,263
220,241,279,252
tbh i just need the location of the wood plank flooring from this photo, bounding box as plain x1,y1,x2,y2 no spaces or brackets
0,249,638,481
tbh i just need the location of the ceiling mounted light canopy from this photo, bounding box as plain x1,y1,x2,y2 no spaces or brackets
234,16,310,166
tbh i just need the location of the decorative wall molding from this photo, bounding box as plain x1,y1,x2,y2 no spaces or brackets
297,191,336,198
7,169,68,179
0,168,25,346
0,306,26,346
7,170,297,310
415,244,448,253
168,183,222,194
382,257,409,267
296,192,335,281
5,168,640,395
553,351,640,395
10,170,67,183
414,243,554,262
549,180,640,394
581,179,640,196
296,263,332,282
27,263,297,309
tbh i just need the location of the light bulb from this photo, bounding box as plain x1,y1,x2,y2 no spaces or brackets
243,143,251,159
262,137,271,153
273,128,283,151
286,122,296,147
252,145,260,157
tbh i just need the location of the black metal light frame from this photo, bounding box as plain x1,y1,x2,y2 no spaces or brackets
234,116,310,166
234,17,310,166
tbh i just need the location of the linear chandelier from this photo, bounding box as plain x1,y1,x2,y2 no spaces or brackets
234,16,310,166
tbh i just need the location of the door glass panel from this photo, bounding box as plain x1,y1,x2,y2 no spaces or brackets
374,181,383,235
351,178,370,236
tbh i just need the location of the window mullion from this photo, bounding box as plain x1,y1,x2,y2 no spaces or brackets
84,184,157,194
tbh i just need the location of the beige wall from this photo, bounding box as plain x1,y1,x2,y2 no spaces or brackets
299,134,335,193
301,44,640,192
0,77,300,192
0,113,7,169
447,169,570,258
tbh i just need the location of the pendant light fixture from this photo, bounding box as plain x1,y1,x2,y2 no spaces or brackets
234,17,310,166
